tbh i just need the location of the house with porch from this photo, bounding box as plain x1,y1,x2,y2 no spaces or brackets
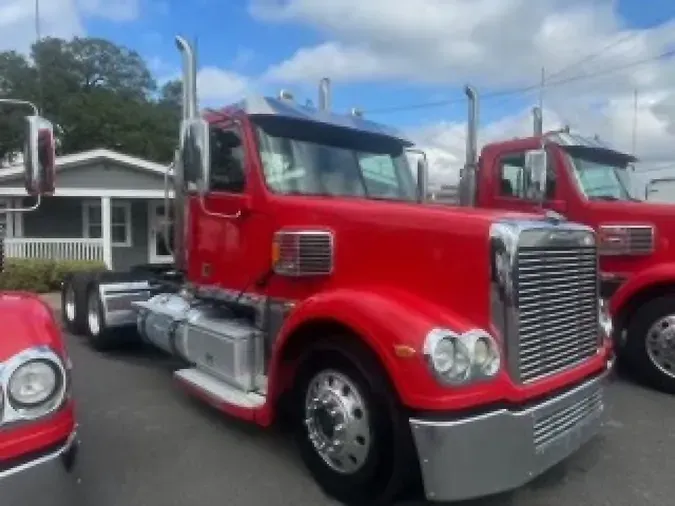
0,149,175,270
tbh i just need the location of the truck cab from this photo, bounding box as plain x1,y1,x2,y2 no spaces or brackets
61,37,614,506
471,122,675,393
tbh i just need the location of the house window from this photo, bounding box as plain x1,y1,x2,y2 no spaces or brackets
82,200,132,247
0,198,22,237
0,199,9,238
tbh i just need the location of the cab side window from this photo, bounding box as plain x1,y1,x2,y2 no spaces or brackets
498,150,557,200
210,127,246,193
498,153,527,198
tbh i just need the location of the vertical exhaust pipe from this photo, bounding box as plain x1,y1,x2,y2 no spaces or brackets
175,36,198,121
171,35,199,272
460,85,479,207
319,78,331,111
532,106,543,137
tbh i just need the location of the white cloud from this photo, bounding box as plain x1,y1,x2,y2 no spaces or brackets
251,0,675,190
0,0,143,53
197,66,251,103
78,0,141,22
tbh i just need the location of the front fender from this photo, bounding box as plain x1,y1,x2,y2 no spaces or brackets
268,287,478,409
610,263,675,317
0,292,66,360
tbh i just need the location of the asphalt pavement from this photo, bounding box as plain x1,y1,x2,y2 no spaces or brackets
65,330,675,506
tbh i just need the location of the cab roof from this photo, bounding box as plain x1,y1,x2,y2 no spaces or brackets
210,94,414,146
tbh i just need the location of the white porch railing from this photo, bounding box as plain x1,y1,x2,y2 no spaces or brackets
3,238,104,262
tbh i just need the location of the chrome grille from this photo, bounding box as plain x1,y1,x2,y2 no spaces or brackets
516,241,599,383
273,230,334,276
534,386,603,452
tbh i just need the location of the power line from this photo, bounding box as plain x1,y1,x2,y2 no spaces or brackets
545,31,641,82
364,48,675,115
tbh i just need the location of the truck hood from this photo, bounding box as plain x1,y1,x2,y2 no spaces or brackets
268,196,572,332
0,292,63,361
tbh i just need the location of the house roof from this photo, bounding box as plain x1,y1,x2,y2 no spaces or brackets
0,148,171,182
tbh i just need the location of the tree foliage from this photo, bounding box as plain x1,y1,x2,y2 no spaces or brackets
0,37,183,165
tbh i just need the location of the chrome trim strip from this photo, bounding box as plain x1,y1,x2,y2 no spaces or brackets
0,428,78,481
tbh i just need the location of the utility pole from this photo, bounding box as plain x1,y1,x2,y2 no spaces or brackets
631,88,639,156
538,67,545,115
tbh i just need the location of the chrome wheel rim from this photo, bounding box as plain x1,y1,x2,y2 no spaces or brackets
304,370,371,475
87,290,101,336
646,315,675,378
64,285,76,323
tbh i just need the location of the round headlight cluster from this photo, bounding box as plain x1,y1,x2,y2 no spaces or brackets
0,352,66,424
9,359,60,407
424,328,501,385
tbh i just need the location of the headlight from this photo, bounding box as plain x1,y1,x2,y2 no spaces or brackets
8,359,61,412
424,328,501,385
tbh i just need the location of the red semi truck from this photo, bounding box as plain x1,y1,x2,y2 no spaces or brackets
61,37,613,505
453,86,675,393
0,107,80,505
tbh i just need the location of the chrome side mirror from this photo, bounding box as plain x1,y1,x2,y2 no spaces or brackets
524,148,547,203
24,115,56,196
180,117,211,195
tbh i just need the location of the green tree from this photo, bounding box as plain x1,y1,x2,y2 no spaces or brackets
0,36,179,165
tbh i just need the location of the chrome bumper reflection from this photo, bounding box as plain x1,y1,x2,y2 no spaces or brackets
409,372,608,502
0,429,81,506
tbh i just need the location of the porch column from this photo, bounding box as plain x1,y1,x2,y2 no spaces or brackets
101,196,113,269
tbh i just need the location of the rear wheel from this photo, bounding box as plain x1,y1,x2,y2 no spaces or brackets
625,295,675,393
84,282,129,351
293,339,419,505
61,273,91,335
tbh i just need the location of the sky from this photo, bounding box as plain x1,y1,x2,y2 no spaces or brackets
1,0,675,191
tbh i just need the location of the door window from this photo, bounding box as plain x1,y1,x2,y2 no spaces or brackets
498,150,556,200
210,126,246,193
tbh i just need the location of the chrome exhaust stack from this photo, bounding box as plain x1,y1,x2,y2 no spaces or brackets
459,85,479,207
171,35,200,272
319,78,331,111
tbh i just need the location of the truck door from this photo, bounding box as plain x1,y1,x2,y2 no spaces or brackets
191,122,264,290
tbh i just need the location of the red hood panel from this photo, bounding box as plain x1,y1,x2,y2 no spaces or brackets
0,292,63,361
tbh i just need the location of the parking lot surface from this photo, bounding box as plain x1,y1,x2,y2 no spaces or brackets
66,331,675,506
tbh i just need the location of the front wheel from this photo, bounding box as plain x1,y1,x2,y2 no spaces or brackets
294,342,419,505
625,295,675,393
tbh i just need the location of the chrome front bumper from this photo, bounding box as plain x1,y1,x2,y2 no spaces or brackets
410,372,608,502
0,429,81,506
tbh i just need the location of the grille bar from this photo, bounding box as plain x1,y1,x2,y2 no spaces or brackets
516,245,599,383
534,387,604,451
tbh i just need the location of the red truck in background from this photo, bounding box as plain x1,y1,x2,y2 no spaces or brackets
60,37,613,505
451,86,675,394
0,108,80,505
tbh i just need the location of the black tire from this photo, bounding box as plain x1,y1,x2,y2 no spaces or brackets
83,281,129,351
293,337,419,506
625,294,675,394
61,273,91,335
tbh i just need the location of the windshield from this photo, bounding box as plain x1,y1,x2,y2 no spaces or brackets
252,116,416,201
564,146,636,201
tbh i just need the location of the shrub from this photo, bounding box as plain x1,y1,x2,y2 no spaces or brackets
0,258,108,293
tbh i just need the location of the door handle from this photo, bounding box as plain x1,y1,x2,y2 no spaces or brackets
198,196,242,219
